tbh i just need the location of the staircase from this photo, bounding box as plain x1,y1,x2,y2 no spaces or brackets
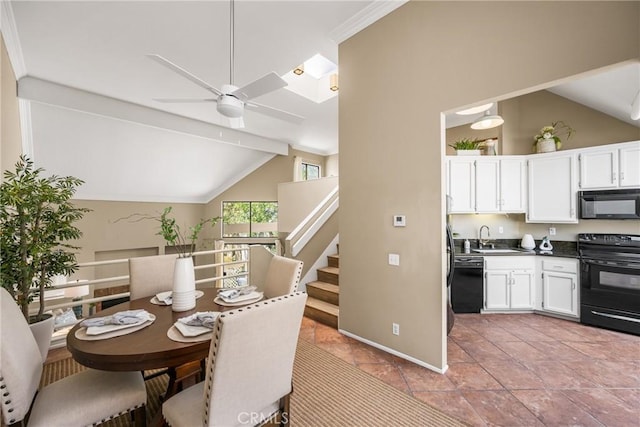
304,253,339,328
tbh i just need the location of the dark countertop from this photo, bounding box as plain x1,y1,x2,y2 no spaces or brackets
453,239,578,259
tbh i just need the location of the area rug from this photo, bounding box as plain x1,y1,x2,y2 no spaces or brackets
39,340,466,426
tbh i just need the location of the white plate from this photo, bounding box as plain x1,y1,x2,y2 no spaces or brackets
85,312,153,335
150,289,205,305
214,292,264,307
174,321,212,337
75,314,156,341
167,325,211,343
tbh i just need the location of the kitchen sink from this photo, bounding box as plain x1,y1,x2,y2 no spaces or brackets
471,248,523,253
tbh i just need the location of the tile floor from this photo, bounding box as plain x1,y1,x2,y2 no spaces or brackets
300,314,640,426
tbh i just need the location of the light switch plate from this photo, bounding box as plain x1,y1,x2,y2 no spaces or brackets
393,215,406,227
388,253,400,266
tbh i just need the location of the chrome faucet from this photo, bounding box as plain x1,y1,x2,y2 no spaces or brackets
478,225,492,248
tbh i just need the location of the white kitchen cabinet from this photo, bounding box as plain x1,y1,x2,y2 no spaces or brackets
540,258,579,318
619,143,640,187
475,159,500,212
484,257,535,311
447,158,476,213
499,158,527,212
447,157,526,214
527,153,578,223
578,141,640,189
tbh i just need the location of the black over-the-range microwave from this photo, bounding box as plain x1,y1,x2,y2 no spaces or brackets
579,189,640,219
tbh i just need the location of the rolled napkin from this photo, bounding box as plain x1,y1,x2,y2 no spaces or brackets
155,291,172,304
218,286,257,301
81,309,149,327
177,311,220,329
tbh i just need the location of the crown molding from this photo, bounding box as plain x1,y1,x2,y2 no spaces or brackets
329,0,408,44
1,1,26,78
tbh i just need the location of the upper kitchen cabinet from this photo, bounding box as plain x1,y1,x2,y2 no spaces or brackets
447,157,526,214
447,158,476,213
527,153,578,223
578,141,640,189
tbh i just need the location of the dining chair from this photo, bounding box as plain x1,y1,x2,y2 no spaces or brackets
261,255,304,299
129,254,177,300
0,288,147,427
162,291,308,427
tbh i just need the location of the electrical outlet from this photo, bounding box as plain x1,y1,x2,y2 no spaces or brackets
549,227,556,236
392,323,400,336
388,253,400,266
498,226,504,234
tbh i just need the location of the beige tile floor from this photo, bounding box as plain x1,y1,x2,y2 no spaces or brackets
300,314,640,426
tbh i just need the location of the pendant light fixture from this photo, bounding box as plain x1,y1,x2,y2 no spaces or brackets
471,110,504,130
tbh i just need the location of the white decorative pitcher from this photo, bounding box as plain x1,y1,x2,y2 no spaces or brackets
172,257,196,312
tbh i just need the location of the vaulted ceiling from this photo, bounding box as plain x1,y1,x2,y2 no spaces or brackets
3,1,637,203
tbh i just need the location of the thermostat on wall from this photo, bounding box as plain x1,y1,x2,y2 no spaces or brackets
393,215,406,227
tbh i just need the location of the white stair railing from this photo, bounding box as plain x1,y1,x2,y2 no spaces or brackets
286,186,339,257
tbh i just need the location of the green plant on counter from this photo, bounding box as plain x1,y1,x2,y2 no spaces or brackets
448,138,482,150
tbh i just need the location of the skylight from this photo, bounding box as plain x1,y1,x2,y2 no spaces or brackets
282,54,338,104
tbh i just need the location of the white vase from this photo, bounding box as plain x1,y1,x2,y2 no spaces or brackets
536,138,556,153
172,257,196,312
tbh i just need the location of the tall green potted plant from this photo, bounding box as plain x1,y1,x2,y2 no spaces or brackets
1,156,90,330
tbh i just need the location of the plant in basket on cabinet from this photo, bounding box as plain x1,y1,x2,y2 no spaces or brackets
449,137,482,155
533,121,575,153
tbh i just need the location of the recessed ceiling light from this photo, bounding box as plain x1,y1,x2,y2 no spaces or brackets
456,103,494,115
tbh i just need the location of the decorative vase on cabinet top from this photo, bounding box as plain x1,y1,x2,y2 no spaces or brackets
536,138,556,153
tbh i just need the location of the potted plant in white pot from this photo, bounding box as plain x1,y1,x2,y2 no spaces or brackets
120,207,220,311
0,156,90,360
533,121,575,153
448,137,483,155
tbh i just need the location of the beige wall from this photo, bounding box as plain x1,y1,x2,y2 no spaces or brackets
446,89,640,156
203,148,327,241
501,90,640,155
339,1,639,370
277,176,338,233
1,36,23,176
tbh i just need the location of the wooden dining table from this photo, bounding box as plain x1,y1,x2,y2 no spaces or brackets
67,287,243,403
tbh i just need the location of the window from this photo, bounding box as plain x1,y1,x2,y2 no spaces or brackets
302,162,321,180
222,201,278,238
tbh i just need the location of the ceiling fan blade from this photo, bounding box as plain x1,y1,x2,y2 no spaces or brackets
147,54,222,96
228,117,245,129
245,101,304,124
153,98,218,103
231,72,287,102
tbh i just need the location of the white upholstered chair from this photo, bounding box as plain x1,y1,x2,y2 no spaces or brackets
0,288,147,427
129,254,177,300
261,255,304,299
162,291,308,427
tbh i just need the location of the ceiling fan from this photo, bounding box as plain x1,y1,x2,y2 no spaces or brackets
148,0,303,129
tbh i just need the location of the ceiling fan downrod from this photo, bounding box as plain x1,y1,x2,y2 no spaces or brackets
229,0,234,86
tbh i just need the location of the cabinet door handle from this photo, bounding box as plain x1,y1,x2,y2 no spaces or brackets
612,173,617,182
553,265,564,269
572,280,576,290
621,172,625,181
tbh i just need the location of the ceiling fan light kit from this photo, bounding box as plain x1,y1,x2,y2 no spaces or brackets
147,0,302,129
471,110,504,130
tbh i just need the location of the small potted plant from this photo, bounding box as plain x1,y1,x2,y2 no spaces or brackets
118,207,220,311
0,156,90,358
533,121,575,153
448,138,483,155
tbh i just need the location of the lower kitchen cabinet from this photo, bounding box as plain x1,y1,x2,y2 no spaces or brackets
484,257,535,311
540,258,579,318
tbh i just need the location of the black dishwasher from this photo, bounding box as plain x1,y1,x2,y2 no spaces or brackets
451,256,484,313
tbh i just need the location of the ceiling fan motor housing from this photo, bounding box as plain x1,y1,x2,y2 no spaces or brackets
217,94,244,118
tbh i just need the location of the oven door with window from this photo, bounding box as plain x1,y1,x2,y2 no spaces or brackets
580,251,640,335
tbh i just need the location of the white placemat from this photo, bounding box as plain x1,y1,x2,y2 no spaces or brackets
214,291,263,307
167,325,212,343
75,314,156,341
150,289,205,305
